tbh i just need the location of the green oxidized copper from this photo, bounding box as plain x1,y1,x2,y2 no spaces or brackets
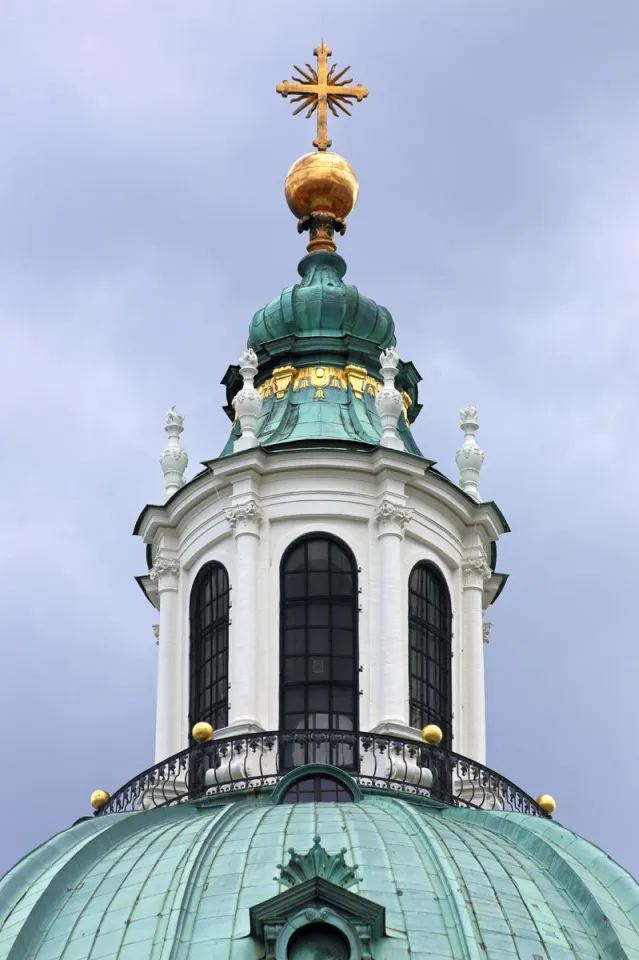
248,253,396,374
220,252,425,457
275,836,361,890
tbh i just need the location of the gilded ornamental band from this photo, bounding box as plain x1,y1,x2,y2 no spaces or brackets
255,364,411,419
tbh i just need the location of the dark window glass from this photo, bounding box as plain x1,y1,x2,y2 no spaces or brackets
280,535,359,770
189,561,229,734
408,562,452,746
288,925,350,960
280,775,354,804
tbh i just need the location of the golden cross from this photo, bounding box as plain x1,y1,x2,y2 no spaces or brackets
276,42,368,151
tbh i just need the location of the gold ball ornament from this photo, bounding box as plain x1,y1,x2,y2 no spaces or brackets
192,722,214,743
285,152,359,221
536,794,556,815
421,724,443,745
90,789,110,811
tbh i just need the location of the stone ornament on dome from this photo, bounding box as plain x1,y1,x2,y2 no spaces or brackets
275,836,361,890
233,347,262,452
375,346,404,450
160,406,188,500
455,403,485,502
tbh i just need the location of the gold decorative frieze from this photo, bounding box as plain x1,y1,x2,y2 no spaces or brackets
256,364,411,422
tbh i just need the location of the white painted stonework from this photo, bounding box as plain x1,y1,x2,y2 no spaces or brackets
375,346,404,450
455,405,485,502
159,407,188,500
137,444,507,765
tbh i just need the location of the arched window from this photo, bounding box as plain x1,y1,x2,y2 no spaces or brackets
288,925,351,959
280,775,354,804
408,562,452,746
189,561,229,734
280,535,359,769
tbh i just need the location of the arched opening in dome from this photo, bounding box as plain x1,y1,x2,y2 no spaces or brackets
287,923,351,959
408,561,452,746
189,561,229,735
280,774,354,804
280,534,359,770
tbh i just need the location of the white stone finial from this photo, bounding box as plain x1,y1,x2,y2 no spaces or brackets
233,347,262,452
455,404,485,502
375,346,404,450
160,406,188,500
482,622,492,644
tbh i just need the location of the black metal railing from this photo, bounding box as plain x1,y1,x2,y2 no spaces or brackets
99,729,546,817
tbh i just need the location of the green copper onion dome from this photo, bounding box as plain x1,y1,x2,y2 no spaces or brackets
221,253,424,458
248,252,396,375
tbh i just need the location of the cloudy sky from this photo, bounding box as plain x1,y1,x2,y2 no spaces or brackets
1,1,638,877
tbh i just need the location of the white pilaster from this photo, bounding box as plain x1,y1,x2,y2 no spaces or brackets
373,499,414,730
225,500,264,733
150,557,181,761
461,555,491,763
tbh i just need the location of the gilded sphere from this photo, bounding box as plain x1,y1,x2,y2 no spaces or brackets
192,721,214,743
285,152,359,220
536,794,556,815
421,724,443,745
90,789,110,811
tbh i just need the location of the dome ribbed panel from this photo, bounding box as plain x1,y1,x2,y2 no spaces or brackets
2,798,639,960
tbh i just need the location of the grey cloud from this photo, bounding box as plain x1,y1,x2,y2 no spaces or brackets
1,0,638,875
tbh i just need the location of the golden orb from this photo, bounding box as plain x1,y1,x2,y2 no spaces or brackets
90,789,110,811
192,721,214,743
536,794,556,814
421,724,443,745
285,152,359,221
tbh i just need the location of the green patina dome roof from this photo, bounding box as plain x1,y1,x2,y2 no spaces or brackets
221,252,425,457
248,253,395,368
3,789,639,960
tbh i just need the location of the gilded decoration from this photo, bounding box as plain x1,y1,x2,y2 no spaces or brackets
276,42,368,152
256,364,411,421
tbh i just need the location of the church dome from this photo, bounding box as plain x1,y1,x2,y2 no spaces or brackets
2,781,638,960
248,252,396,373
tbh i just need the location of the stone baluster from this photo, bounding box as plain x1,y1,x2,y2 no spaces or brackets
375,346,404,450
455,405,484,502
233,348,262,452
160,407,188,500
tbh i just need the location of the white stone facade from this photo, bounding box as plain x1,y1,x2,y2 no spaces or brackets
137,445,507,765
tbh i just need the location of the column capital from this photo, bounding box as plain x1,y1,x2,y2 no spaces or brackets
225,499,263,536
461,555,491,589
374,498,413,537
149,556,180,589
